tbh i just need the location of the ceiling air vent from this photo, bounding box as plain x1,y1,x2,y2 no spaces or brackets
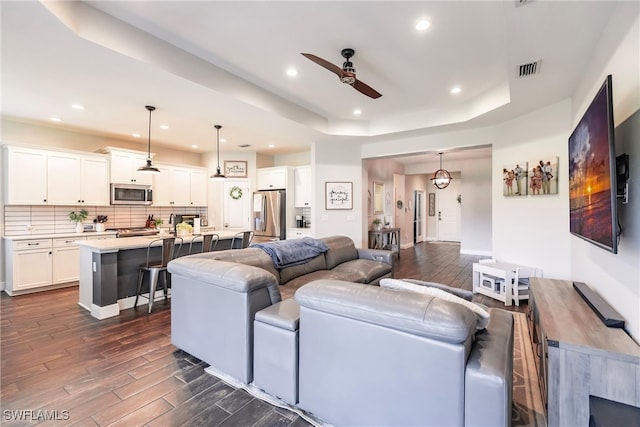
238,144,252,148
518,61,541,77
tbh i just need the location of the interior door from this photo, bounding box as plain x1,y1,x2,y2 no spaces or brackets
414,190,425,244
437,178,461,242
222,180,251,231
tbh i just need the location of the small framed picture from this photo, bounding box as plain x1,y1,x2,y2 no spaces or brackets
224,161,247,178
527,157,559,196
325,182,353,210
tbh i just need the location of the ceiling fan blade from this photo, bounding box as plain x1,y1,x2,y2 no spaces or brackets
301,53,344,77
353,79,382,99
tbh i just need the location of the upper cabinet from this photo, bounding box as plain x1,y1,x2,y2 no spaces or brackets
294,165,312,207
3,146,110,206
153,164,207,207
257,166,289,190
109,150,153,185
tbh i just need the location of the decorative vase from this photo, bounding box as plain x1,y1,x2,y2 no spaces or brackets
75,222,83,233
96,223,105,232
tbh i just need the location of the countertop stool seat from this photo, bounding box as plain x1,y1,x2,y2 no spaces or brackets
135,236,182,313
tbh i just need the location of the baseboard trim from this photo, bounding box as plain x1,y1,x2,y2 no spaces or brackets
461,249,493,256
91,303,120,320
90,290,172,320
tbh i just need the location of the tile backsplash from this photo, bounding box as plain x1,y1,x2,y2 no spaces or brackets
3,205,208,236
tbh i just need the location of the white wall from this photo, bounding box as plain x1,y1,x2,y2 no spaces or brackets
569,4,640,341
312,140,364,247
492,100,573,278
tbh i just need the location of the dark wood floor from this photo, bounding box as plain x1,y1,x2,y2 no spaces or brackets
0,241,526,426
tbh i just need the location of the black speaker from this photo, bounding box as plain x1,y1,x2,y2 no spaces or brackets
616,153,629,195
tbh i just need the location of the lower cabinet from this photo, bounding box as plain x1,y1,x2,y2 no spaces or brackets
4,235,111,295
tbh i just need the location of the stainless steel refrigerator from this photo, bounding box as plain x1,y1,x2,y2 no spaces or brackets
252,190,286,240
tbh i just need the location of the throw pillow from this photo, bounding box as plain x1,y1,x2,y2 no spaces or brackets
380,278,490,330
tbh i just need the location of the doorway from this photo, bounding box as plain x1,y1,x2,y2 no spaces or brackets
222,180,251,231
413,190,425,244
436,178,461,242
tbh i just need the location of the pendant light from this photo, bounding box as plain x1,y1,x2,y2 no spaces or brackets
210,124,226,180
137,105,160,174
430,152,452,189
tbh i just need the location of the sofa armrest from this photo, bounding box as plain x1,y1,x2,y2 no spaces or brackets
356,248,394,265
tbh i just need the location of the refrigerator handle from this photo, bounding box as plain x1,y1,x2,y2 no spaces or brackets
261,195,268,232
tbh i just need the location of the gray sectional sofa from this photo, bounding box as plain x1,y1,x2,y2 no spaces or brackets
167,235,514,426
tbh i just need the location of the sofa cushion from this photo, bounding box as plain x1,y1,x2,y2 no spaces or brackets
400,278,474,301
380,278,489,329
320,236,358,270
285,269,366,290
332,259,392,283
296,280,477,344
278,254,327,285
187,248,280,283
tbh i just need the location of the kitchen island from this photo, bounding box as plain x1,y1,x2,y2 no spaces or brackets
77,231,239,319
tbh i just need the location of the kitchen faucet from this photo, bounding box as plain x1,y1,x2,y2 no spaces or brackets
169,213,175,224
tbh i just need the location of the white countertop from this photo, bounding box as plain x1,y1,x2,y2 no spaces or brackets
77,230,239,252
3,231,118,241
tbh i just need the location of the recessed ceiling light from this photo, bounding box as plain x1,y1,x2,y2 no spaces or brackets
50,117,62,122
220,138,227,143
132,133,141,138
286,68,298,77
191,144,199,149
159,124,169,130
268,144,275,148
416,20,431,31
71,104,84,110
353,109,362,116
450,86,462,94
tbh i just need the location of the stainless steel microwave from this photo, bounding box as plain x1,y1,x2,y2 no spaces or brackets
110,183,153,205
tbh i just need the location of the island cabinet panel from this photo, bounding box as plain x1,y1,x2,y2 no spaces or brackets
529,278,640,426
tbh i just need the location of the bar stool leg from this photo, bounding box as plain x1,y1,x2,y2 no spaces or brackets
147,268,160,314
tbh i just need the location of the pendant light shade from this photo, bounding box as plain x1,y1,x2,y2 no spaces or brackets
430,152,452,189
137,105,160,174
210,124,226,180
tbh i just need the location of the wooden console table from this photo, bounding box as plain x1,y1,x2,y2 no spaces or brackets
368,227,400,258
529,278,640,426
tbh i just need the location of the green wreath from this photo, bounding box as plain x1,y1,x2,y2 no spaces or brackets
229,186,243,200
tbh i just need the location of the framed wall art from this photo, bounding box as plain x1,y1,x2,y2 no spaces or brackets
224,160,248,178
502,161,528,197
325,181,353,210
527,157,559,196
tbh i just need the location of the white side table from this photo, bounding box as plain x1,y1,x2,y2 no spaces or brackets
472,261,536,306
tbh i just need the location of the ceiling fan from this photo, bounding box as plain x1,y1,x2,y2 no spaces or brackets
301,48,382,99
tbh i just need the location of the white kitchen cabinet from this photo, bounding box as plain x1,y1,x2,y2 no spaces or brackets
3,146,48,204
153,165,207,207
2,146,110,206
52,238,82,284
109,151,153,185
257,167,288,190
7,239,53,292
189,168,208,206
4,236,91,295
294,165,312,207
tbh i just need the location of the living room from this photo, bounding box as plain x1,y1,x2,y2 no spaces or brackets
1,1,639,425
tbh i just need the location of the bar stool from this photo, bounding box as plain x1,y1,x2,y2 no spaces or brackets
135,236,183,313
231,231,254,249
188,233,220,254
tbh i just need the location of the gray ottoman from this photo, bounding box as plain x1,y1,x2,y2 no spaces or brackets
253,298,300,405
